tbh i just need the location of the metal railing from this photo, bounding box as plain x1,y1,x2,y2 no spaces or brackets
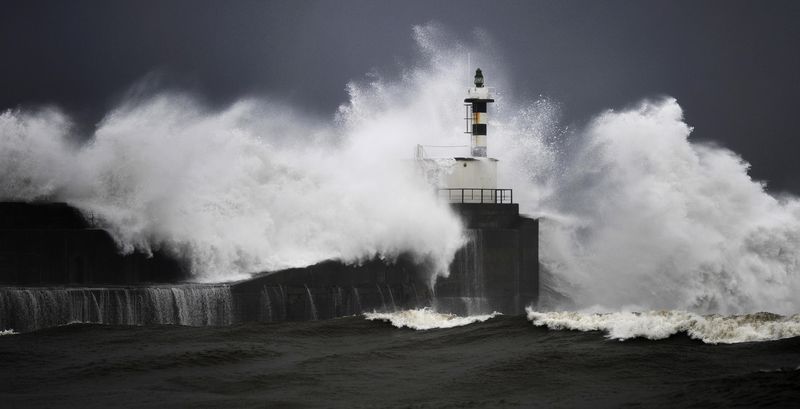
438,188,513,204
464,104,473,134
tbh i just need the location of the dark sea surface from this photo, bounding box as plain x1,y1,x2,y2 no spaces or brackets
1,315,798,408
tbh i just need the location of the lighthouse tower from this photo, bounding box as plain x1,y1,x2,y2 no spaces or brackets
414,69,510,203
464,68,495,157
434,69,505,203
424,69,537,316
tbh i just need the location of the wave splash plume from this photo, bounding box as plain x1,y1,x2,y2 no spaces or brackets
365,308,500,330
525,99,800,315
0,25,471,283
527,307,800,344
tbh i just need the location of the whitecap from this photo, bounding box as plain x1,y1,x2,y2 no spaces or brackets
526,307,800,344
365,308,500,330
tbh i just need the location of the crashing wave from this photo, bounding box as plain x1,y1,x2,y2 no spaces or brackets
365,308,500,330
0,329,17,336
526,307,800,344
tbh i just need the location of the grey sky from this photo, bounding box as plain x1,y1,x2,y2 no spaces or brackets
2,0,799,192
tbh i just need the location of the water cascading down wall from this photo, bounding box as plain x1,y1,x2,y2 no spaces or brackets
0,202,538,331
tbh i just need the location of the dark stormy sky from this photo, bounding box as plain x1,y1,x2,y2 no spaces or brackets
2,0,799,193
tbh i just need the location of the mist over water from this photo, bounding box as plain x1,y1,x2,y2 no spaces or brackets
1,24,799,315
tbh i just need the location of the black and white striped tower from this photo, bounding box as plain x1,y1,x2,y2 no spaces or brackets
464,68,495,157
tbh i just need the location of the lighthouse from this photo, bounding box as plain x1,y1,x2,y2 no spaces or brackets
414,69,509,203
413,68,538,316
440,68,502,203
464,68,495,157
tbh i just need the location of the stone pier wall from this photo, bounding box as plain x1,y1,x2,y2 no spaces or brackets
0,201,538,330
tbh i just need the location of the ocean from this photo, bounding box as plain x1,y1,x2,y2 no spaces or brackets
1,310,798,408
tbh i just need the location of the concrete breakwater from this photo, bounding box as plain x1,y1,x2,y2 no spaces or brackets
0,283,426,332
0,286,234,332
0,201,539,332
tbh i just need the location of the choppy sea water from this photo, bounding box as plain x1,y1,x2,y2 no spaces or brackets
1,311,798,409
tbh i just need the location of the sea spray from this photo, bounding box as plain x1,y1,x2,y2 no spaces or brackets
0,24,495,287
0,79,465,283
517,98,800,314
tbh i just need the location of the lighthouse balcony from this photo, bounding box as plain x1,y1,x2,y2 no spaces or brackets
438,188,513,204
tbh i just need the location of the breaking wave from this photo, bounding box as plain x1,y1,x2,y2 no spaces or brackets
0,329,17,336
365,308,500,330
527,307,800,344
523,98,800,315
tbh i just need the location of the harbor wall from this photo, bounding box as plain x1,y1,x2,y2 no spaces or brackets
0,201,538,331
433,204,539,315
0,202,188,285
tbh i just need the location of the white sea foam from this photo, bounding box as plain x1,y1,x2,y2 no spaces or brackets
365,308,500,330
0,329,17,336
526,307,800,344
